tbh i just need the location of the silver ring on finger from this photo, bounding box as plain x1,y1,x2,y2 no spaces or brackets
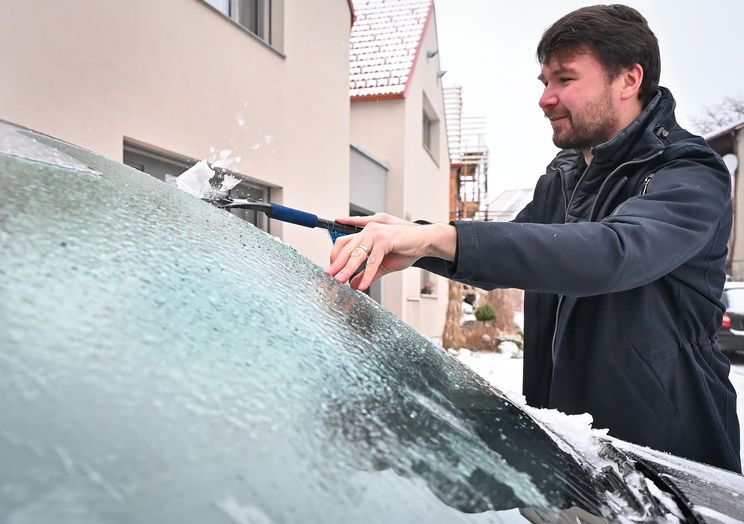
356,244,369,257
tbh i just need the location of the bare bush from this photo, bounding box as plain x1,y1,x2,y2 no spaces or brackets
692,96,744,134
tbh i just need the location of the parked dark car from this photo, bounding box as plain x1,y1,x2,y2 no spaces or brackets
2,119,744,522
719,282,744,354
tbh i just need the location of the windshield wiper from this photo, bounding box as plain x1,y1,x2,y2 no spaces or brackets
597,442,700,522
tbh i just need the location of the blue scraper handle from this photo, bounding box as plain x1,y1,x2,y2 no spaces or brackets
269,203,319,228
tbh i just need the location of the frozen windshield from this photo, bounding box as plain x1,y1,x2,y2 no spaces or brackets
1,121,620,522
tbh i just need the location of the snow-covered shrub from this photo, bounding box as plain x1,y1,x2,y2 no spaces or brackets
474,303,496,322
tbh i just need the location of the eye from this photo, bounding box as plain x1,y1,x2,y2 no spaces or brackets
559,77,574,84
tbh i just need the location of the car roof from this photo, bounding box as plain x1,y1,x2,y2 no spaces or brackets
2,119,732,522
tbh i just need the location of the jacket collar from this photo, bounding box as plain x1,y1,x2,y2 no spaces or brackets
548,87,677,175
589,87,675,167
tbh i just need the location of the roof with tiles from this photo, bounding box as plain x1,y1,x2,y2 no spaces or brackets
349,0,433,101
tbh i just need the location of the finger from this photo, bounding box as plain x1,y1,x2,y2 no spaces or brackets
349,271,366,290
335,213,403,226
327,239,368,281
335,242,372,283
355,245,384,291
334,216,375,226
326,233,358,274
351,263,386,291
329,233,352,265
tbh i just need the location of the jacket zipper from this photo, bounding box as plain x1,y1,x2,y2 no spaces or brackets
559,168,568,214
551,162,587,362
588,150,663,220
550,150,662,363
640,174,654,195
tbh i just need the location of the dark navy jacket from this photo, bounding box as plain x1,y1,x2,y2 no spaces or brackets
419,88,741,472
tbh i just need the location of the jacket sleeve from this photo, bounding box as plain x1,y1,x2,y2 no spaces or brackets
510,191,539,224
424,147,731,296
413,178,544,289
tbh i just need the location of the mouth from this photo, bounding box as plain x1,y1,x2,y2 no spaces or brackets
547,115,568,125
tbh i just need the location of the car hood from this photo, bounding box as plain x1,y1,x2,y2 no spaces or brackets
616,440,744,522
509,393,744,523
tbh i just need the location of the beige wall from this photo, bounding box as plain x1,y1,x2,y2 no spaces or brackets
0,0,351,266
350,100,407,213
400,11,450,337
350,99,406,318
350,10,450,337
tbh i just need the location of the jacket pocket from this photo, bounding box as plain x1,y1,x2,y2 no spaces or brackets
617,342,682,447
640,340,679,367
629,341,680,403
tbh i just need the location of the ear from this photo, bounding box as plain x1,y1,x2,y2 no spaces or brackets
619,64,644,101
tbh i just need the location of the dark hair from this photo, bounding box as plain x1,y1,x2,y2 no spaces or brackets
536,4,660,106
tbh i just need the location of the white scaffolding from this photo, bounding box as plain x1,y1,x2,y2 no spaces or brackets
443,86,489,220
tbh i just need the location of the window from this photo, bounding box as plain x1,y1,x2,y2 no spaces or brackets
422,112,433,151
238,0,264,36
422,92,440,160
420,270,436,296
204,0,230,14
203,0,280,46
123,140,271,231
123,142,195,186
223,177,271,232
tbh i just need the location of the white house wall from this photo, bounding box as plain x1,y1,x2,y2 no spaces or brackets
350,99,407,319
400,10,449,338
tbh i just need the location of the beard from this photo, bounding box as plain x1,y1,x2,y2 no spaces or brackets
548,89,620,150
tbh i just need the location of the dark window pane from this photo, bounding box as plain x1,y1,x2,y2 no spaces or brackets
423,112,432,149
239,0,263,37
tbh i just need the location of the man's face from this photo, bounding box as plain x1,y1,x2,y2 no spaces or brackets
538,50,623,151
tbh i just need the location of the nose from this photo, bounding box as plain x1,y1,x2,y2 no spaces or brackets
539,85,558,110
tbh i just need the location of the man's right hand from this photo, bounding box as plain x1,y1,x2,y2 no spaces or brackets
325,213,456,292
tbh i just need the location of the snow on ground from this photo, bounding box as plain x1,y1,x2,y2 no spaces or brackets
452,348,524,398
455,349,744,468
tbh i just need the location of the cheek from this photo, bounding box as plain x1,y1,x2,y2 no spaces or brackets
561,89,586,115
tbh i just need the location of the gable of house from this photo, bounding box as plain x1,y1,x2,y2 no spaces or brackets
349,0,432,101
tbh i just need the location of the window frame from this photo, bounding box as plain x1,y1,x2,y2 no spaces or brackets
123,139,273,232
421,92,440,164
422,112,433,152
200,0,283,53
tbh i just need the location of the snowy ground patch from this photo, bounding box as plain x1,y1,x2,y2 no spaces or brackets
450,348,523,398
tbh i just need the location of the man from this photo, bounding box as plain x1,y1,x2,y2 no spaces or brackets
326,5,741,472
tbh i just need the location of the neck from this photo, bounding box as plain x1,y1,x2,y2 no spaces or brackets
582,149,594,165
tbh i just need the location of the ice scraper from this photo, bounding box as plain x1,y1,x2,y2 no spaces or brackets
212,197,363,241
176,160,363,240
